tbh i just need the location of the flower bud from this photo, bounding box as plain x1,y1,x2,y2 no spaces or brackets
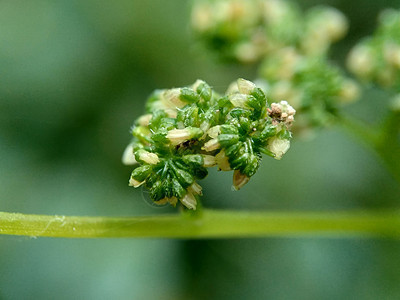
193,80,212,101
384,42,400,68
132,126,151,144
338,79,360,103
182,154,203,167
323,8,348,41
130,165,153,182
180,87,201,104
347,44,375,77
191,3,213,32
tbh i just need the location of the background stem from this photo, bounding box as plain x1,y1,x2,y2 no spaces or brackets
1,209,399,239
339,113,400,183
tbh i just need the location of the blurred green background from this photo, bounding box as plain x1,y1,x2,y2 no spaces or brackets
1,0,400,299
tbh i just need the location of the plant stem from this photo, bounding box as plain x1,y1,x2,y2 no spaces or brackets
339,114,400,183
0,209,399,239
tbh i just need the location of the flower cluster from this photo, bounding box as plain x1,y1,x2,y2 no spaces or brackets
259,48,359,127
347,9,400,92
192,0,359,129
191,0,348,63
123,79,295,209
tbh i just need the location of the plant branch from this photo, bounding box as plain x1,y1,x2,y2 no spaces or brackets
0,209,399,239
339,113,400,183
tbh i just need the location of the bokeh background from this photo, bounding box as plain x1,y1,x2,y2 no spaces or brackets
1,0,400,299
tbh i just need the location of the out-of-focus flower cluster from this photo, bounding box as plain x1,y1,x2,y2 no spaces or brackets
192,0,360,128
123,79,295,209
347,9,400,95
192,0,348,63
260,48,359,127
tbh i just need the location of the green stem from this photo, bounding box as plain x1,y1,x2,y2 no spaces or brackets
0,209,399,239
339,114,400,183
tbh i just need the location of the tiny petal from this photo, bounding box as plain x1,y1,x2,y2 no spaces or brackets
155,197,178,206
237,78,256,94
338,79,360,103
181,192,197,210
138,150,160,165
202,138,220,152
202,154,217,167
167,127,203,145
229,94,249,108
384,42,400,68
137,114,153,127
122,144,137,165
347,45,374,76
129,177,145,188
207,125,221,138
232,170,250,191
188,182,203,196
161,88,186,109
323,8,348,41
215,150,231,171
267,137,291,160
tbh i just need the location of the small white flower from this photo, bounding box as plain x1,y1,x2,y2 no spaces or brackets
232,170,250,190
384,42,400,68
191,3,214,32
202,154,217,167
269,100,296,126
122,144,138,165
323,8,348,41
229,93,249,108
129,177,145,188
267,137,291,160
167,128,194,146
237,78,256,94
347,45,375,76
155,197,178,206
202,138,220,152
137,114,153,127
207,125,221,138
188,182,203,196
161,88,186,109
181,192,197,210
138,151,160,165
215,150,231,171
338,79,360,103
